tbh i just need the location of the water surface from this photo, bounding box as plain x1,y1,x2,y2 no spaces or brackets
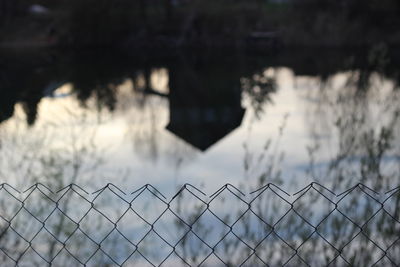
1,47,400,266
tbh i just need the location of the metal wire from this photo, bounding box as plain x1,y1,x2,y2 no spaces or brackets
0,182,399,266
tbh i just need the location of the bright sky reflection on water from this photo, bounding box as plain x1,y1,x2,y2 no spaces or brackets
0,65,399,196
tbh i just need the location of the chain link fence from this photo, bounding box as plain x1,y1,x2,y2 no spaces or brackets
0,182,399,266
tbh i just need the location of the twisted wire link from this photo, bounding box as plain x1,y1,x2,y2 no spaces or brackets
0,183,399,266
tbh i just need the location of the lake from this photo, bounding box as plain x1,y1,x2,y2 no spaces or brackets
0,46,399,266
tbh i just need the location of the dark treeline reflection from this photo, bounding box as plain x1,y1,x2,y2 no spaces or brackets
2,46,400,153
1,48,272,151
1,46,399,126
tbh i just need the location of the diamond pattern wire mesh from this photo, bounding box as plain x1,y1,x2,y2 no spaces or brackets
0,182,399,266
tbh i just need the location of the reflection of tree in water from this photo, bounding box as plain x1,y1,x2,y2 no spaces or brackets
123,54,277,167
173,50,400,266
0,106,127,266
298,47,400,265
304,48,400,189
241,70,277,120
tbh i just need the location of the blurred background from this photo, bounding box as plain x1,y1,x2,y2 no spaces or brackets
0,0,399,191
1,0,400,191
1,1,400,266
